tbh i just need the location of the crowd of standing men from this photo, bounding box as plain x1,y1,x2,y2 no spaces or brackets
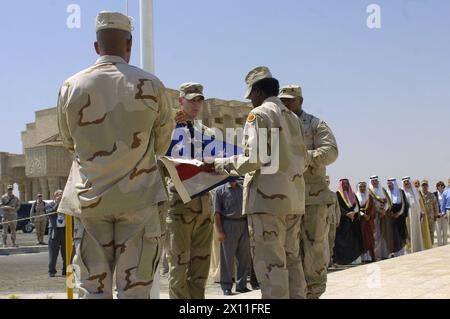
329,177,450,267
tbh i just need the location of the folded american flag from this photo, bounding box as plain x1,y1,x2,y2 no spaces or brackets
159,122,242,203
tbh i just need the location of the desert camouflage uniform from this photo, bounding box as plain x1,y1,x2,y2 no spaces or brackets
158,198,170,274
298,111,338,299
326,193,341,266
30,200,47,243
166,117,215,299
421,190,440,244
1,193,21,246
166,187,213,299
215,95,308,299
57,54,174,299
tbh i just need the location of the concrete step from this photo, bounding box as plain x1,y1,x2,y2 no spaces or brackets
0,245,48,256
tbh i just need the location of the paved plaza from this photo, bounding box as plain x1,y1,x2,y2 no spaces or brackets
1,232,449,299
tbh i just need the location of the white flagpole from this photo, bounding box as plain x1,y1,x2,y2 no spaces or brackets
139,0,160,299
140,0,155,73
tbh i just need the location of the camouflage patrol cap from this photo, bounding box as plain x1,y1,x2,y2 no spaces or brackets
279,85,302,99
96,12,133,33
421,180,429,185
7,185,13,190
179,82,204,101
244,66,272,99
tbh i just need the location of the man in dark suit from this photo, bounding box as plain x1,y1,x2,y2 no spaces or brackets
46,190,66,277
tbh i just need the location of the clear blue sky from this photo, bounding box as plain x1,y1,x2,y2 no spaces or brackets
1,0,449,190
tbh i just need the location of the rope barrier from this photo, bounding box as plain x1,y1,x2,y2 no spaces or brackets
0,211,58,226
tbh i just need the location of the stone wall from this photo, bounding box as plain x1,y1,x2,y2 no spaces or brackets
21,107,59,152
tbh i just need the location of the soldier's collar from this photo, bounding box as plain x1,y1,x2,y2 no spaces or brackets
95,55,127,65
263,96,281,104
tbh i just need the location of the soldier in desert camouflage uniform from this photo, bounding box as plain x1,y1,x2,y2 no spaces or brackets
209,67,308,299
57,12,174,299
165,83,214,299
1,185,21,247
420,180,440,244
30,193,47,245
324,176,341,267
279,85,338,299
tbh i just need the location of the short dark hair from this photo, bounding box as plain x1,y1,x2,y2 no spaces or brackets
252,78,280,97
437,181,445,188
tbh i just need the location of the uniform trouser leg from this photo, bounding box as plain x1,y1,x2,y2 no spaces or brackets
161,216,171,274
74,206,160,299
10,220,16,244
286,215,307,299
327,223,337,266
249,259,259,288
161,235,170,274
48,227,60,274
49,227,66,274
2,215,9,244
427,215,435,245
1,217,6,244
187,213,213,299
220,220,237,291
209,229,221,283
35,219,47,243
161,248,169,273
114,207,161,299
167,214,194,299
235,220,251,290
248,213,306,299
158,204,169,273
301,205,329,299
60,228,67,273
48,227,64,275
436,219,442,246
2,212,17,244
35,219,43,243
220,220,250,291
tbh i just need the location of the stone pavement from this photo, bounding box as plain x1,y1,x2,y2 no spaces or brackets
2,245,450,299
321,245,450,299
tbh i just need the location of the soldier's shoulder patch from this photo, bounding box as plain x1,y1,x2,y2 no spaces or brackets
247,113,257,123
